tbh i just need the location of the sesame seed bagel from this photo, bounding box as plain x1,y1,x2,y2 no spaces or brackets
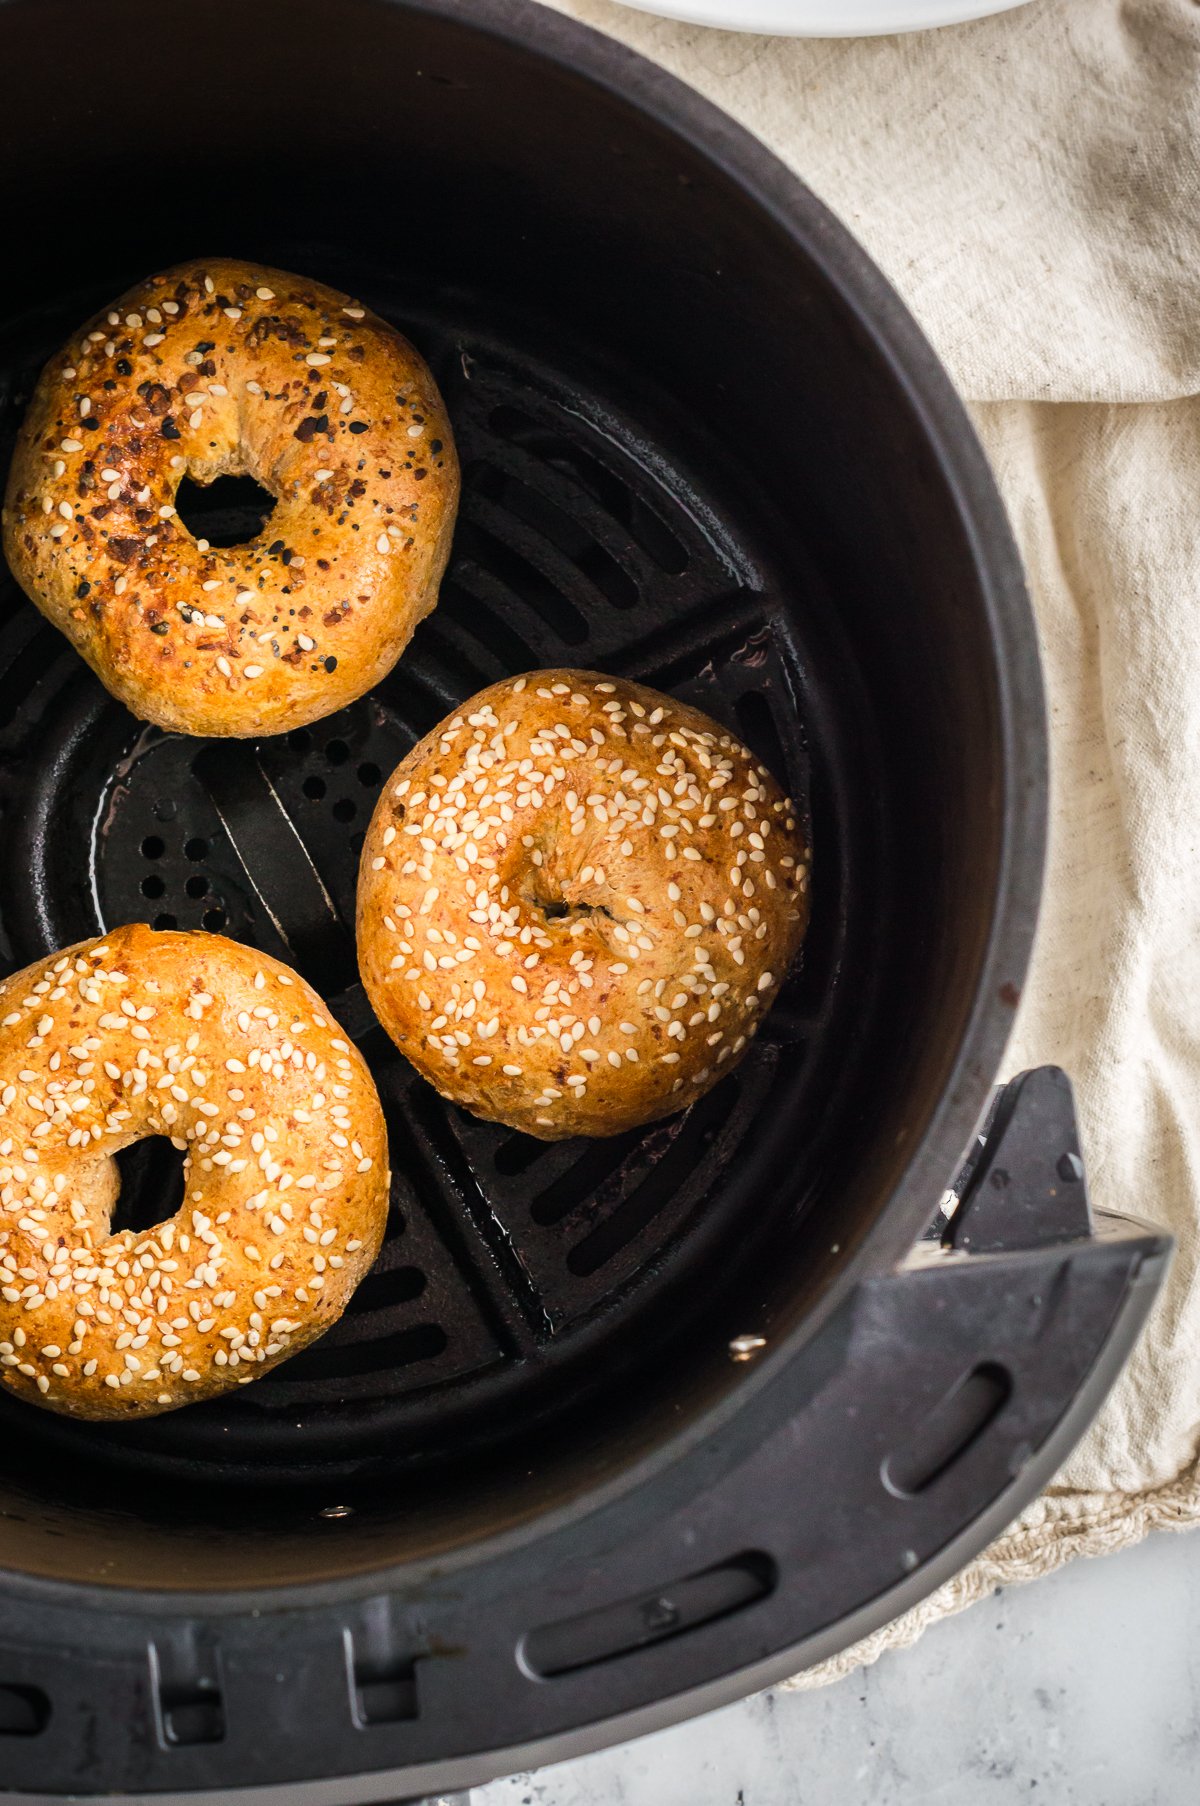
2,258,459,737
0,925,388,1420
357,671,810,1140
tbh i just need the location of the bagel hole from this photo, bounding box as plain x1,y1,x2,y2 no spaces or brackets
174,472,277,548
112,1137,187,1236
529,886,613,926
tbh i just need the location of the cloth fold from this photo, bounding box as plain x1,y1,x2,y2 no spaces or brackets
538,0,1200,1676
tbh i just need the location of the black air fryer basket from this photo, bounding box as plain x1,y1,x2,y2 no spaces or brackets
0,2,1169,1800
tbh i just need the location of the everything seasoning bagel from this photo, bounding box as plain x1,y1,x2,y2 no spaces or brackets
2,259,459,736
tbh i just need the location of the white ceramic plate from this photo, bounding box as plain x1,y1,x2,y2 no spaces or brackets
612,0,1031,35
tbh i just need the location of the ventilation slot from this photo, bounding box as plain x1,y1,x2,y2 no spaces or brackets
345,1632,421,1727
0,1684,50,1737
522,1553,776,1678
493,1133,558,1178
454,514,589,645
567,1076,743,1276
345,1264,428,1315
150,1641,225,1749
404,614,498,703
439,576,536,673
487,404,689,573
530,1127,646,1227
735,687,790,789
0,619,74,737
471,460,638,607
272,1323,447,1383
883,1362,1012,1497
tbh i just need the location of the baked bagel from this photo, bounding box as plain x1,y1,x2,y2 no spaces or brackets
2,258,458,736
357,671,809,1139
0,925,388,1420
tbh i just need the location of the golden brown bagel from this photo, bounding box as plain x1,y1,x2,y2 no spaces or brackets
2,258,458,736
0,925,388,1420
357,671,809,1139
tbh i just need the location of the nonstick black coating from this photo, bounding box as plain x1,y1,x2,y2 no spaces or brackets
0,0,1044,1590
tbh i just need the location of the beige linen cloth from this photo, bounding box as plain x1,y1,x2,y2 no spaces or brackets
539,0,1200,1680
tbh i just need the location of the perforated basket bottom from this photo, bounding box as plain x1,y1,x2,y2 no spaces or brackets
0,280,843,1487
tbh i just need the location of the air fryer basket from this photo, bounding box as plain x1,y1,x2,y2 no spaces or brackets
0,291,856,1525
0,0,1061,1789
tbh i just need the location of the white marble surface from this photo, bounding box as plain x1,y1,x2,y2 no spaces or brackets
477,1528,1199,1805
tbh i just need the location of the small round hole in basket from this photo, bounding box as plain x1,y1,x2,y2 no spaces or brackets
357,761,381,786
153,912,177,930
140,874,166,900
202,907,226,932
325,738,350,766
141,835,165,860
332,797,356,823
184,837,209,861
303,775,327,800
185,874,208,899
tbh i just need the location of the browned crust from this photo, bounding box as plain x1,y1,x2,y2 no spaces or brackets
2,258,459,736
0,925,389,1419
357,671,810,1139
